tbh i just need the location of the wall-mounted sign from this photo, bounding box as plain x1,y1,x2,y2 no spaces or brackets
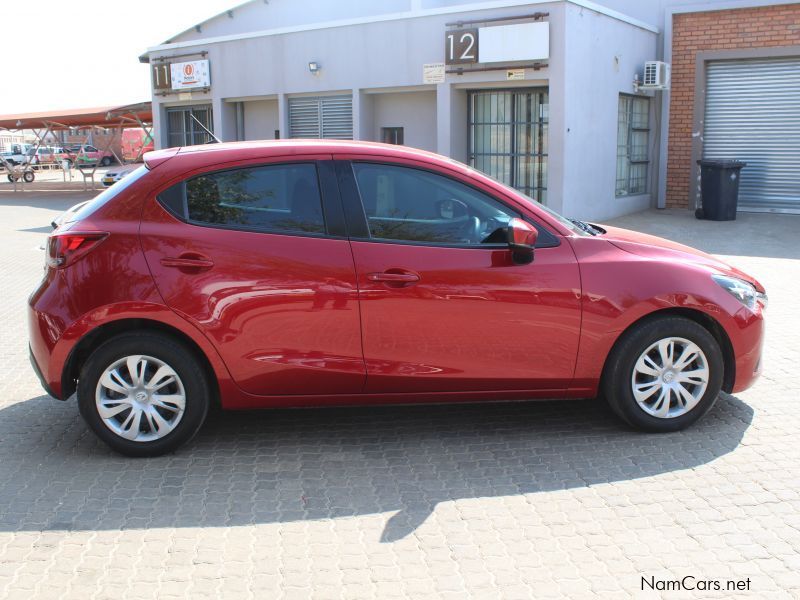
423,62,446,84
151,63,172,91
444,21,549,67
170,60,211,90
479,22,549,63
506,69,526,80
445,28,478,65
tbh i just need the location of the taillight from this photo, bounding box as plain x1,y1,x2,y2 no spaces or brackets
46,232,108,268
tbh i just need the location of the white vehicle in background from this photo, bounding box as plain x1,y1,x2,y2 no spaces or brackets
4,143,34,165
101,164,139,187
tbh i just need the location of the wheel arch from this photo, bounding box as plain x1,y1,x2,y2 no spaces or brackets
600,307,736,393
62,317,221,404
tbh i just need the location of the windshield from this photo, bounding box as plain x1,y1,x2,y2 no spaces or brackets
69,166,149,223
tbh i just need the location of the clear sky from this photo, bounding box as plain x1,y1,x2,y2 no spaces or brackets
0,0,239,115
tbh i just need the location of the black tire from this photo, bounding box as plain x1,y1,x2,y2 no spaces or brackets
22,171,34,183
77,332,211,457
602,316,723,432
100,156,112,166
6,175,14,183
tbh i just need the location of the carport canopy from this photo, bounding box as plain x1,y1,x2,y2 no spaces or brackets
0,102,152,131
0,102,152,190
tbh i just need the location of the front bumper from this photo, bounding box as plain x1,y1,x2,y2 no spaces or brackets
729,306,765,394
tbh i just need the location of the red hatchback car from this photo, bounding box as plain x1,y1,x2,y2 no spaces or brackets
28,141,766,456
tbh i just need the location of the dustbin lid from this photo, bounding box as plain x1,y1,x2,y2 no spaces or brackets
697,159,747,168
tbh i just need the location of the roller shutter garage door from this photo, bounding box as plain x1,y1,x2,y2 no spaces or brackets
288,95,353,140
703,57,800,213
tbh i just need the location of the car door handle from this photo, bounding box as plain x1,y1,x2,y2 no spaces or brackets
160,255,214,270
367,271,420,284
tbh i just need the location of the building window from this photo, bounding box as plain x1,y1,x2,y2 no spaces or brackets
616,94,650,196
469,89,549,204
381,127,404,145
166,105,214,147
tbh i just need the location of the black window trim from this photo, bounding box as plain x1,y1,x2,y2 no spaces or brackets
337,159,560,250
155,159,349,241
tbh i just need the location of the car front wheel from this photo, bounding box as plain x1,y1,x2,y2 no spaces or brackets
602,316,724,432
77,332,211,457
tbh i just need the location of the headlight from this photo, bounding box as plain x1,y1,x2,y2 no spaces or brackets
712,274,767,310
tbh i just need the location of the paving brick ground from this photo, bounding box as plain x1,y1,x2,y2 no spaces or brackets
0,189,798,599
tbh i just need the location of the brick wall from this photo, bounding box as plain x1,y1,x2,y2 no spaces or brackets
666,3,800,208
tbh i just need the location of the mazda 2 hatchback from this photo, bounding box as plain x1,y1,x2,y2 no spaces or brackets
28,141,766,456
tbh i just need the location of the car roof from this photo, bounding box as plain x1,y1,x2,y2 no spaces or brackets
143,139,467,172
140,139,573,238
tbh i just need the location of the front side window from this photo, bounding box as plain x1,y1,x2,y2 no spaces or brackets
352,163,519,245
616,94,650,196
185,163,325,234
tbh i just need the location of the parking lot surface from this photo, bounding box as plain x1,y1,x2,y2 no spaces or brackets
1,189,798,599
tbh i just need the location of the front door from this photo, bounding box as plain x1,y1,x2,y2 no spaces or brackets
336,159,581,394
140,158,365,396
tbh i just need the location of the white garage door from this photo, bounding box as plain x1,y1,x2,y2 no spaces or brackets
704,57,800,213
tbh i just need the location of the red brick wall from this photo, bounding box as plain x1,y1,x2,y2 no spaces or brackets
666,3,800,208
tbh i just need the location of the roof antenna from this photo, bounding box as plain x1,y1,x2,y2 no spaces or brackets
189,114,222,144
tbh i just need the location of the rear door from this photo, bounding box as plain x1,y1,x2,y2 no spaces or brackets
140,157,365,396
334,158,582,394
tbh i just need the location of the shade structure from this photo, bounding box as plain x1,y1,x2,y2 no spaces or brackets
0,102,152,131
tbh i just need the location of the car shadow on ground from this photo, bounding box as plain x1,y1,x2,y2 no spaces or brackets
0,395,752,542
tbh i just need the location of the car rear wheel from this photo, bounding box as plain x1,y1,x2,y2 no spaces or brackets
77,332,210,457
602,316,723,432
22,171,34,183
100,156,111,166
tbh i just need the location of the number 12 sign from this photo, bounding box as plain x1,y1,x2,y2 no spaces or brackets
445,28,478,65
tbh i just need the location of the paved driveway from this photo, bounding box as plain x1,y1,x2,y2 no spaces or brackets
0,190,798,599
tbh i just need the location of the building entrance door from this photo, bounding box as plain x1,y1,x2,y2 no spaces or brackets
468,89,548,204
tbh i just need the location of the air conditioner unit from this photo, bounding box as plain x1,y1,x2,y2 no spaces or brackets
641,61,670,89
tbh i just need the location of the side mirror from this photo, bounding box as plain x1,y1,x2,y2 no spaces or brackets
507,218,538,265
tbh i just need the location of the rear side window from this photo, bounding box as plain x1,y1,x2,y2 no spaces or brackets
69,166,149,223
179,163,325,235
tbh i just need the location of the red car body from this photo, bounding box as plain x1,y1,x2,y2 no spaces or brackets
28,141,765,412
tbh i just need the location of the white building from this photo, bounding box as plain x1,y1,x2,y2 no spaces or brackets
141,0,800,219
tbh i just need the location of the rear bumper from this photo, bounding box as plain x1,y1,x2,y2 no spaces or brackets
29,344,59,399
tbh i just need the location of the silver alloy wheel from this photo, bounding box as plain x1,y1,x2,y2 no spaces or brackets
631,337,710,419
95,355,186,442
